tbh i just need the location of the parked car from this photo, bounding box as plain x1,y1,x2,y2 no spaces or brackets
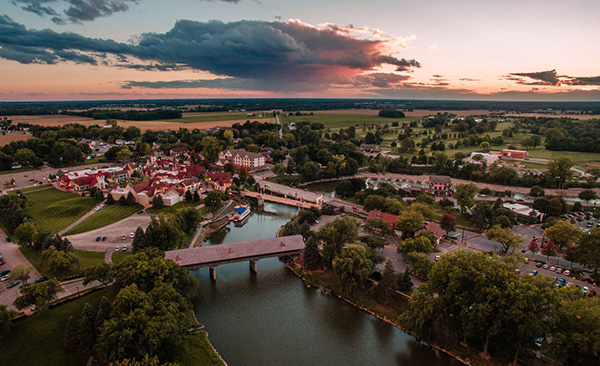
122,246,128,251
121,235,126,240
34,277,48,284
6,280,20,288
564,270,572,276
0,257,4,266
556,268,563,274
0,275,10,282
129,232,134,238
0,270,10,277
96,236,101,241
137,210,144,214
536,262,543,268
102,236,107,241
529,270,538,276
558,278,567,286
583,286,590,293
550,266,556,271
543,264,550,269
115,246,120,252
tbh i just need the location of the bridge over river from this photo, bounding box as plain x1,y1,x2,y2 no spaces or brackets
165,235,305,280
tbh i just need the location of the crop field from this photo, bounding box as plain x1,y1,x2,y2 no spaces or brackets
65,203,142,235
19,187,97,233
281,113,420,129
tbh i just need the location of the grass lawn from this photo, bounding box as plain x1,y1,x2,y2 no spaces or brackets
65,204,142,235
182,332,226,366
18,187,97,233
0,287,116,366
146,200,199,215
162,112,273,123
19,247,105,278
111,251,132,265
281,113,420,129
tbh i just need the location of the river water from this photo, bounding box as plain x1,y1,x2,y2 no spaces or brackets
193,202,462,366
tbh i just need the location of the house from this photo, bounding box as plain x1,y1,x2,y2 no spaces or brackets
288,122,297,131
217,148,265,171
422,222,445,246
170,147,191,159
366,210,398,229
429,176,453,196
359,144,380,153
501,149,528,160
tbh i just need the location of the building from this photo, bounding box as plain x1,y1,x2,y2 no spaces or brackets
501,149,528,160
464,151,500,166
206,171,232,191
217,148,265,171
366,210,398,229
429,176,453,196
422,222,445,246
359,144,380,153
170,147,191,159
502,202,541,221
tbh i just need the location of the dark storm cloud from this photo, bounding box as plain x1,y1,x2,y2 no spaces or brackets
0,16,419,90
507,69,560,85
564,76,600,86
122,78,249,90
12,0,138,23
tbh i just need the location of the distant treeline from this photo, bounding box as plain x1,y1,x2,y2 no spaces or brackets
378,109,406,118
3,98,600,116
64,109,182,121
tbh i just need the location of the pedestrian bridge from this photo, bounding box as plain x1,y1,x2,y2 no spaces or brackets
165,235,305,280
240,191,322,209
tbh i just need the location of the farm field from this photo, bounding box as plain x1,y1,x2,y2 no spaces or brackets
162,111,274,123
0,132,35,146
19,186,97,233
65,203,143,236
281,113,420,129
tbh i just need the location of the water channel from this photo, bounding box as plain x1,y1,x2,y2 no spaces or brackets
193,202,463,366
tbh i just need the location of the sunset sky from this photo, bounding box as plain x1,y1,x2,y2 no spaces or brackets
1,0,599,101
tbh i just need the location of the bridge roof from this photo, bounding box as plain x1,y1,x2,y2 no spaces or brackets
165,235,305,267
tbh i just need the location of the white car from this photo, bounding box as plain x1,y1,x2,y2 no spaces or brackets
129,232,134,238
115,246,120,252
549,266,556,272
0,275,10,282
564,270,571,276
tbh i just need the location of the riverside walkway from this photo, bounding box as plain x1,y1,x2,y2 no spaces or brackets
165,235,305,280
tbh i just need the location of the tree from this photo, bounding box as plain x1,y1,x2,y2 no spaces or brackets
397,236,434,256
0,304,18,342
192,191,200,202
106,194,115,205
116,147,132,162
373,261,397,303
303,235,322,270
152,195,164,209
572,227,600,274
94,189,104,201
395,210,424,238
472,202,492,230
79,302,98,353
547,157,574,189
126,192,136,206
13,280,63,313
118,196,127,206
363,195,386,211
64,315,80,352
10,265,32,284
415,193,435,205
318,217,359,267
440,213,456,234
578,189,598,202
84,263,115,287
364,218,394,236
13,222,38,248
404,252,433,280
529,185,545,197
454,183,478,213
205,190,226,210
130,227,146,253
14,148,36,166
332,243,374,297
42,246,80,279
548,298,600,366
397,269,413,292
541,241,557,262
486,225,524,252
527,240,539,257
543,221,582,250
201,136,222,161
185,190,193,202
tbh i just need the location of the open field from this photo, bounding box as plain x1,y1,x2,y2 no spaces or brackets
0,133,35,146
65,203,142,236
506,113,600,120
111,250,132,264
163,111,275,123
0,287,116,366
281,113,420,129
6,114,95,126
19,246,104,277
19,187,97,233
301,109,494,117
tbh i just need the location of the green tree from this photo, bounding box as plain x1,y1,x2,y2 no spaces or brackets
106,194,116,205
395,210,424,238
272,164,286,177
79,302,98,353
415,193,435,205
200,136,222,161
397,269,413,292
364,218,394,236
152,195,164,209
397,236,434,256
116,147,132,162
118,196,127,206
373,260,397,303
404,252,433,280
572,227,600,275
10,265,32,284
363,195,386,211
205,190,226,210
454,183,478,213
185,190,193,202
547,157,574,189
41,246,80,279
332,243,374,297
486,224,524,252
64,315,80,352
14,148,36,166
541,241,557,262
543,221,582,250
303,235,322,270
13,280,63,313
472,202,492,230
578,189,598,202
83,263,115,287
317,217,359,267
13,222,38,248
548,298,600,366
529,185,545,197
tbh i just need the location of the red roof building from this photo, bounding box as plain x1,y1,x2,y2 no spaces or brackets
366,210,398,228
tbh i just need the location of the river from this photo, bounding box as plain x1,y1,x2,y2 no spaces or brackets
193,202,462,366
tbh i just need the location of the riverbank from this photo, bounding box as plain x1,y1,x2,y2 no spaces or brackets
285,258,513,366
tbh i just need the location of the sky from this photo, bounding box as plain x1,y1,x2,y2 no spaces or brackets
1,0,600,101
